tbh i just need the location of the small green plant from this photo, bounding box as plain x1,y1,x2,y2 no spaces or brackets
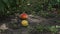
34,24,58,34
35,25,45,32
50,26,58,34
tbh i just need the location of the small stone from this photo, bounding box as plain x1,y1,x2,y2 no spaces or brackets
0,24,8,30
7,11,10,13
27,3,30,5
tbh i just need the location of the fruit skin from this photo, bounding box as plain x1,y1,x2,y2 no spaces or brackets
21,20,29,26
19,13,28,19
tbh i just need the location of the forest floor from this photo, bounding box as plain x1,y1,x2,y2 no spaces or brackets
0,15,60,34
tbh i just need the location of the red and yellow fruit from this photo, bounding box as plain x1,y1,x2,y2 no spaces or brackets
19,13,28,19
21,20,29,26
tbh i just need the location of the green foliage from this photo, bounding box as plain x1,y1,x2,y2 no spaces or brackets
35,25,58,34
0,0,60,18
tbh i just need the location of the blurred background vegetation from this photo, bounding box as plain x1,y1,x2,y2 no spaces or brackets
0,0,60,18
